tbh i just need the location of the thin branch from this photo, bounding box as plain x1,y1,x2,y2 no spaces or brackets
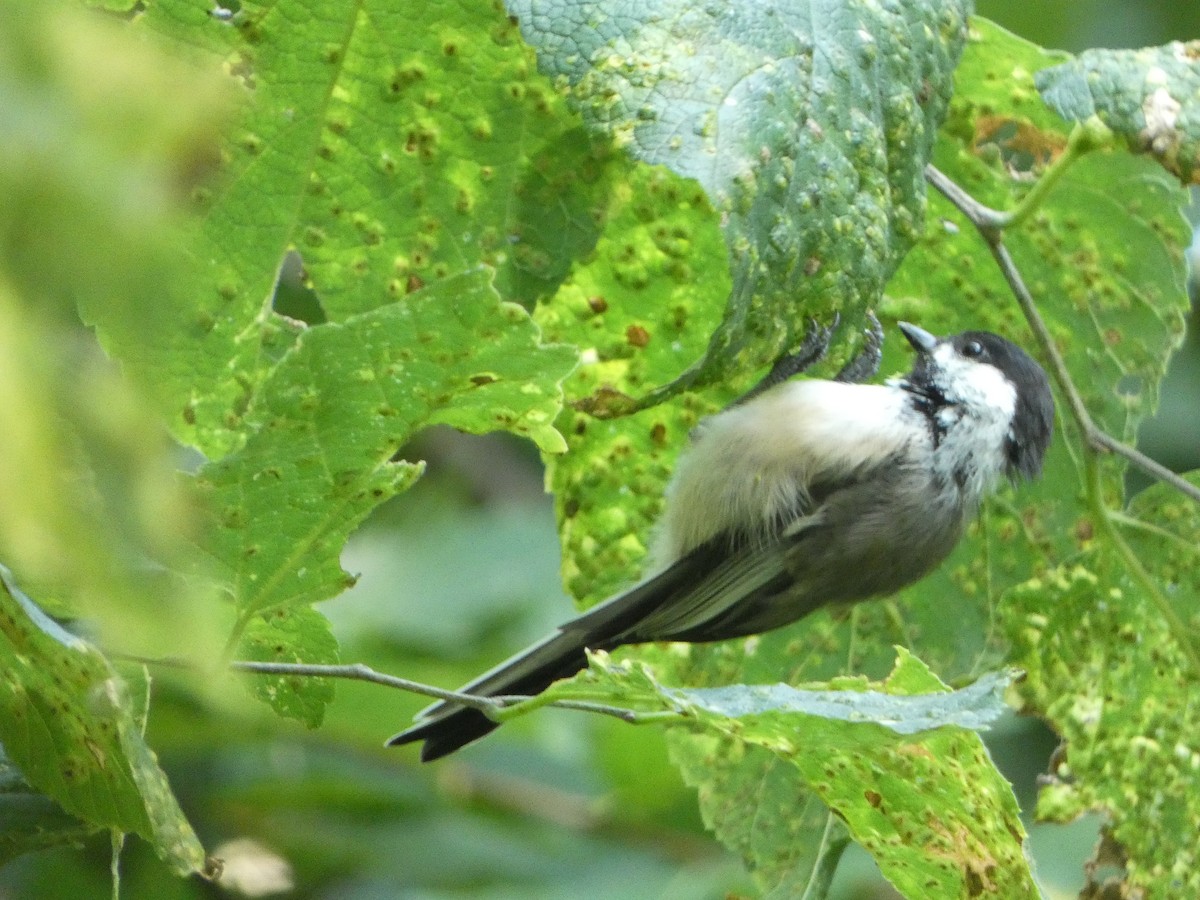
1002,120,1106,229
121,654,689,726
988,237,1097,430
925,163,1200,674
925,164,1200,507
1091,430,1200,505
924,164,1008,235
228,660,505,714
514,700,684,725
224,659,669,725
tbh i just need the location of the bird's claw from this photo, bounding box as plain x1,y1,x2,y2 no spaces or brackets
834,311,883,384
732,311,884,407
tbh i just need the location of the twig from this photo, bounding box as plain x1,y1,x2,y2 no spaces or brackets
224,659,669,725
228,660,506,713
926,164,1200,674
925,164,1200,508
120,655,686,725
1002,120,1112,229
1090,430,1200,504
923,164,1008,237
509,700,683,725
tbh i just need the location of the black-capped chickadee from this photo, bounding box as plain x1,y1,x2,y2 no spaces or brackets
391,322,1055,760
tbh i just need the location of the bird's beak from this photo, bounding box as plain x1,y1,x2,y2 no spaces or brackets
898,322,938,354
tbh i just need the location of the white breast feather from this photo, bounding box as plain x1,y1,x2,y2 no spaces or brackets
655,381,916,561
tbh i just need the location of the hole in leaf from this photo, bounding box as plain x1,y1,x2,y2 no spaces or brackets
272,251,326,325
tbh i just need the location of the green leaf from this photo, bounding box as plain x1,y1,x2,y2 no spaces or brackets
1036,41,1200,184
0,568,205,875
195,267,576,624
1004,474,1200,897
670,668,1013,736
237,606,339,727
552,651,1034,897
779,657,1032,898
512,0,972,390
136,0,604,453
0,749,97,865
0,0,230,660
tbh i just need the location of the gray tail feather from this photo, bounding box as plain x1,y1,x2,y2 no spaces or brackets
388,545,720,761
386,630,597,761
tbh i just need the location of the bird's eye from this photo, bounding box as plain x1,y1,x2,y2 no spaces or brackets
962,340,984,358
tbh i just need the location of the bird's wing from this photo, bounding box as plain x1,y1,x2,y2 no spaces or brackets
567,513,823,645
617,539,795,641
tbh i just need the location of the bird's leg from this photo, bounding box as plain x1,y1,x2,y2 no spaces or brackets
730,315,837,408
833,311,883,384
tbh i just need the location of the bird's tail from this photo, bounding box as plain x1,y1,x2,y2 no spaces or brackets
388,550,720,760
389,540,742,760
387,628,597,761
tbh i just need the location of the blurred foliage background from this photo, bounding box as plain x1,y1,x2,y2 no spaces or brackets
2,1,1199,898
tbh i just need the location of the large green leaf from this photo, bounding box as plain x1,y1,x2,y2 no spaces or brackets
1004,476,1200,897
1037,40,1200,184
195,269,577,651
0,569,205,875
542,652,1034,896
135,0,606,455
513,0,972,393
128,0,587,723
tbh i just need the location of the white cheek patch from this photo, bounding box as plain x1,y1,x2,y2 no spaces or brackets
928,344,1019,498
932,345,1017,419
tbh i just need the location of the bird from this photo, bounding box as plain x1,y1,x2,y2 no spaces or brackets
389,320,1055,761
